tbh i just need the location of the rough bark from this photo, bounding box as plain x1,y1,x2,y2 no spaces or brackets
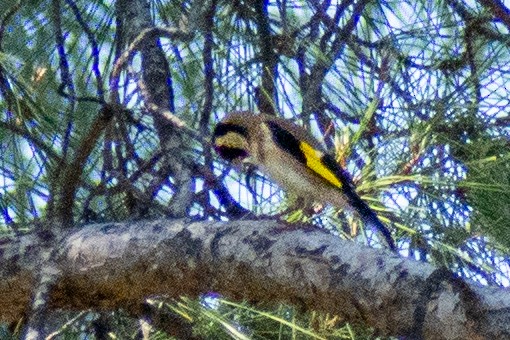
1,218,509,339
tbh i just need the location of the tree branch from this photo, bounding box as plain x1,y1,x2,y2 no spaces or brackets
1,219,509,339
255,0,277,115
477,0,510,31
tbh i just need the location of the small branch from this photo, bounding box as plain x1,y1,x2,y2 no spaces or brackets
301,0,369,118
255,0,277,115
446,0,510,48
64,0,106,101
51,0,76,160
196,164,253,218
23,248,62,340
199,0,217,136
57,83,105,104
199,0,218,201
0,121,62,164
109,27,193,104
56,104,116,226
476,0,510,31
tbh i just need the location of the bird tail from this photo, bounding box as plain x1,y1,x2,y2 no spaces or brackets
344,189,396,251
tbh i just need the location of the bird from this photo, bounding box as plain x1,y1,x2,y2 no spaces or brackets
212,111,396,251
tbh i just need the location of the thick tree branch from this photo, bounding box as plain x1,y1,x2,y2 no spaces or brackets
1,219,509,339
114,0,195,218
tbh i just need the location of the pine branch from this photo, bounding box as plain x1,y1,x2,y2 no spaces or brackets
1,218,509,339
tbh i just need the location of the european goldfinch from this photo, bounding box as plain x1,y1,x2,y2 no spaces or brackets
212,111,396,251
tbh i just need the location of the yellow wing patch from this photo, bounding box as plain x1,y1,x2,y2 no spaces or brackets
299,142,342,188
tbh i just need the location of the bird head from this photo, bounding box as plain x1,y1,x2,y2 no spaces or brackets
212,113,254,166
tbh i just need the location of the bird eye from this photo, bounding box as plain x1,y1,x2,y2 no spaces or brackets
215,146,249,162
